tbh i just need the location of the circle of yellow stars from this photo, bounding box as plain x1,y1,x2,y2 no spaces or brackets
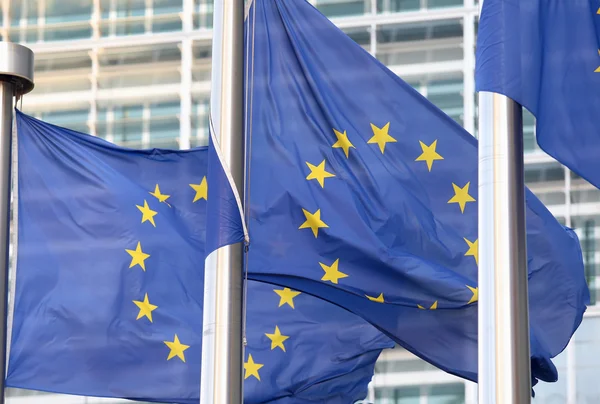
296,123,478,314
246,123,482,382
125,178,208,363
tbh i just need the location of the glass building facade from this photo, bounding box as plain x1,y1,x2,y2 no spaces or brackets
1,0,599,403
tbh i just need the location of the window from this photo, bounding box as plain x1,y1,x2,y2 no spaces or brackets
376,20,463,66
149,101,181,149
98,43,181,90
571,215,600,305
375,384,465,404
314,0,368,18
377,0,420,13
523,109,539,153
575,316,600,402
41,109,90,134
427,79,464,126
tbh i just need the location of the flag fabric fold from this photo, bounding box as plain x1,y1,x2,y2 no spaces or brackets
476,0,600,188
243,0,589,385
8,110,393,403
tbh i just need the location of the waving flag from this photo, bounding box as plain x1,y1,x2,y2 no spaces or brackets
476,0,600,188
242,0,589,385
7,111,393,403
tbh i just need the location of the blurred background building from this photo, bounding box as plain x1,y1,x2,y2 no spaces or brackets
1,0,599,403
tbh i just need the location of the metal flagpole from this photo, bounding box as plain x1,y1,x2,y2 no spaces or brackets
199,1,245,404
0,42,34,403
477,91,531,403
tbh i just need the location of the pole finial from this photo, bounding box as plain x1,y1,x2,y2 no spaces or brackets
0,43,34,96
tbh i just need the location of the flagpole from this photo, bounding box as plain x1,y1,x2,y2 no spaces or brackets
199,1,245,404
0,42,34,403
478,91,531,403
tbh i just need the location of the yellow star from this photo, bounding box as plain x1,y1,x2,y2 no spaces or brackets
125,242,150,271
332,128,355,158
189,177,208,202
305,160,335,188
467,285,478,304
320,258,348,284
299,208,328,237
133,293,158,322
415,140,444,171
136,200,158,227
447,182,476,213
366,293,384,303
274,288,301,309
164,334,190,362
149,184,170,204
265,325,289,352
596,49,600,73
244,354,264,381
464,237,479,265
417,301,438,310
368,122,397,154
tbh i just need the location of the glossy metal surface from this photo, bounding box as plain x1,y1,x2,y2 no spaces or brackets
0,43,34,95
0,81,13,404
199,0,245,403
478,92,531,404
0,43,33,403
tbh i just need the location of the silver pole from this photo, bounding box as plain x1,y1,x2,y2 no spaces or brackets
199,1,245,403
0,42,34,404
478,92,531,403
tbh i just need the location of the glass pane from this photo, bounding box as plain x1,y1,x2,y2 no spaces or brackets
427,0,463,9
45,23,92,41
375,357,438,373
192,40,212,82
314,0,368,18
191,97,209,148
375,386,420,404
523,109,539,153
427,79,464,126
154,0,183,15
427,384,464,404
149,101,181,149
524,162,566,207
41,109,90,134
98,43,181,89
111,105,144,149
571,215,600,305
194,0,213,29
343,27,371,48
575,317,600,402
10,0,38,26
100,0,146,18
376,20,463,66
153,16,183,33
377,0,421,13
45,0,92,24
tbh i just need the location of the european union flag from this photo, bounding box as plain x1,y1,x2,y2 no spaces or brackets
242,0,589,386
476,0,600,188
8,111,393,403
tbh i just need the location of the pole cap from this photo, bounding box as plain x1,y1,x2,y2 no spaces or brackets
0,42,34,96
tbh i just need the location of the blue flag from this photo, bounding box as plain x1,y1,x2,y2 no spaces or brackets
476,0,600,188
8,111,393,403
242,0,589,385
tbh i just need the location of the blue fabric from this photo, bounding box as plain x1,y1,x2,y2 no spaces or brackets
8,111,393,403
244,0,589,385
476,0,600,188
205,135,245,254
